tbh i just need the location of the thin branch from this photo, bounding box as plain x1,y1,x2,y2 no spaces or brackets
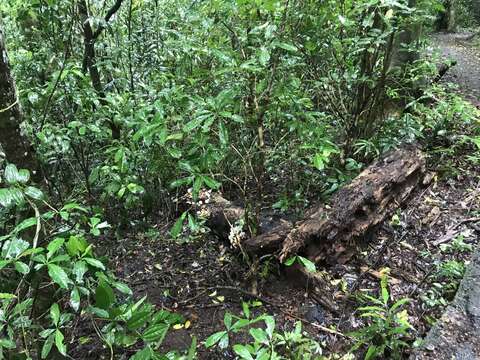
92,0,125,40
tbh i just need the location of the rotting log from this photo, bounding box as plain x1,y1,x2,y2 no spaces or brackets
201,145,426,265
277,144,425,264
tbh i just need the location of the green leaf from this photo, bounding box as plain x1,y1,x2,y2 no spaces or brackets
204,331,227,348
183,117,204,133
41,335,54,359
70,287,80,311
275,41,298,52
95,279,115,310
0,338,16,349
202,176,220,190
313,153,325,170
14,261,30,274
55,329,67,356
24,186,44,200
298,256,316,273
72,261,88,282
66,236,88,257
187,336,197,360
4,164,19,185
47,238,65,259
284,256,297,266
249,328,268,344
17,169,30,184
12,217,37,233
84,257,106,270
142,323,169,343
127,310,151,330
0,293,16,300
264,315,275,338
113,281,132,295
130,347,152,360
170,212,187,238
47,263,71,289
0,188,14,207
4,238,30,259
224,312,232,330
233,344,254,360
50,303,60,326
219,121,229,146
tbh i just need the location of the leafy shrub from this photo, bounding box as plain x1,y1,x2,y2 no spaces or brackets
350,271,413,360
205,302,323,360
0,163,190,359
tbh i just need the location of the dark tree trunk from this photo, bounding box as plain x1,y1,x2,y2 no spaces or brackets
0,25,37,171
78,0,123,140
437,0,457,32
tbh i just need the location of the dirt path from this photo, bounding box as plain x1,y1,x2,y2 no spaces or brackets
431,32,480,106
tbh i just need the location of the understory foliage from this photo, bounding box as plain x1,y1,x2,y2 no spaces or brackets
1,0,480,359
2,0,443,220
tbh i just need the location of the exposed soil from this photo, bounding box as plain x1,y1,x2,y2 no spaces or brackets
70,33,480,359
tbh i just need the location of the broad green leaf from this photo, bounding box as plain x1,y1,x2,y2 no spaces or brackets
204,331,227,348
298,256,316,273
127,310,151,330
130,347,152,360
170,212,186,238
249,328,268,344
14,261,29,274
50,303,60,326
4,164,19,185
17,169,30,184
84,257,105,270
66,236,88,257
0,338,15,349
70,287,80,311
47,238,65,259
0,188,14,207
72,261,88,282
142,323,169,343
47,264,71,289
55,329,67,356
95,279,115,310
24,186,44,200
41,335,54,359
233,344,254,360
113,282,132,295
12,217,37,234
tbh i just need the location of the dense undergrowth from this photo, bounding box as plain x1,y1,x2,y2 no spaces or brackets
1,0,480,359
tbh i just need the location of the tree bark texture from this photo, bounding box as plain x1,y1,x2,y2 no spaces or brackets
0,25,37,171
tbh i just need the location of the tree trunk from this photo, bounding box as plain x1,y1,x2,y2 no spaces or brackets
437,0,457,32
78,0,122,139
0,24,37,171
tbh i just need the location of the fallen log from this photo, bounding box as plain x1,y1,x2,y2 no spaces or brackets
200,145,426,265
278,144,426,264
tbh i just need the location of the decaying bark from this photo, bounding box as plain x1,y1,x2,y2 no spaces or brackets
202,145,426,266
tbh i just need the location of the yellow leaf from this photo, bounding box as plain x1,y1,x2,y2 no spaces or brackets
173,324,184,330
184,320,191,329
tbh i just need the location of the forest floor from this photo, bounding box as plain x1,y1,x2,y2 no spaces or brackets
72,34,480,359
